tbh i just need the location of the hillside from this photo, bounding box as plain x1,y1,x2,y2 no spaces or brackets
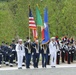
0,0,76,42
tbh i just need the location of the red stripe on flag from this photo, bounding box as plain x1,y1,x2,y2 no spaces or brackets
29,18,34,20
29,26,36,29
29,22,35,24
32,29,38,40
29,16,37,29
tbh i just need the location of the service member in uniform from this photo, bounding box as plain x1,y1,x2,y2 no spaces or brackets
0,47,2,67
70,38,75,62
66,42,72,64
32,39,40,68
41,44,49,68
55,36,60,65
71,42,75,62
49,37,57,67
60,41,66,63
9,45,14,67
47,44,50,65
16,39,25,69
25,37,32,68
74,41,76,60
4,43,10,66
10,40,16,63
1,41,6,64
56,42,60,64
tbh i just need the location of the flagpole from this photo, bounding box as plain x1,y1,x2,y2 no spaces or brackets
29,28,30,39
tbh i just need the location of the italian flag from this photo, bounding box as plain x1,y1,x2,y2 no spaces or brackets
36,6,44,40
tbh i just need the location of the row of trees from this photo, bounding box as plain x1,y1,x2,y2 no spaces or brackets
0,0,76,42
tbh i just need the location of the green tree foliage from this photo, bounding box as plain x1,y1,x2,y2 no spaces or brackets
0,0,76,43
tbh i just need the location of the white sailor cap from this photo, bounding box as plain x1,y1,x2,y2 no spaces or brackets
51,37,55,40
18,39,23,41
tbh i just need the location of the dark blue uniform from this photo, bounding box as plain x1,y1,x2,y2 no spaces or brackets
10,43,16,62
56,43,60,65
1,44,6,63
25,42,32,68
65,43,72,64
60,43,66,63
47,44,50,65
41,44,49,68
71,45,75,62
32,42,41,68
9,46,14,67
0,47,2,66
57,51,60,64
4,44,10,66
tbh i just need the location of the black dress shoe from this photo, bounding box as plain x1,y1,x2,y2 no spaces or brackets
34,67,36,68
51,66,56,68
42,66,44,68
37,66,38,68
18,67,22,69
6,64,9,66
10,65,13,67
26,67,30,69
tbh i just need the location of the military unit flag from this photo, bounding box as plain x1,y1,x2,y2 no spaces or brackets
42,8,50,44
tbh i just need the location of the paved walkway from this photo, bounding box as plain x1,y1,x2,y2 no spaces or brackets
0,64,76,70
0,63,76,75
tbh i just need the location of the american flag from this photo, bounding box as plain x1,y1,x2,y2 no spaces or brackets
29,6,38,40
32,29,38,40
29,6,36,29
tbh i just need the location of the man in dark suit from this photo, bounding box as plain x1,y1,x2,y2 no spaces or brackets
41,44,49,68
32,39,41,68
24,37,32,68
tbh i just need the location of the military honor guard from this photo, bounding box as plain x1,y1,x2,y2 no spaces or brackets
0,36,76,68
16,39,25,69
32,39,40,68
49,37,57,68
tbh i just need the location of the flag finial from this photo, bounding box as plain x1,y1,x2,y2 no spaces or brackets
29,4,30,7
36,4,39,7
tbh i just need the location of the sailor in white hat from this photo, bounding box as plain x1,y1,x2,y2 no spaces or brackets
49,37,57,68
16,39,25,69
